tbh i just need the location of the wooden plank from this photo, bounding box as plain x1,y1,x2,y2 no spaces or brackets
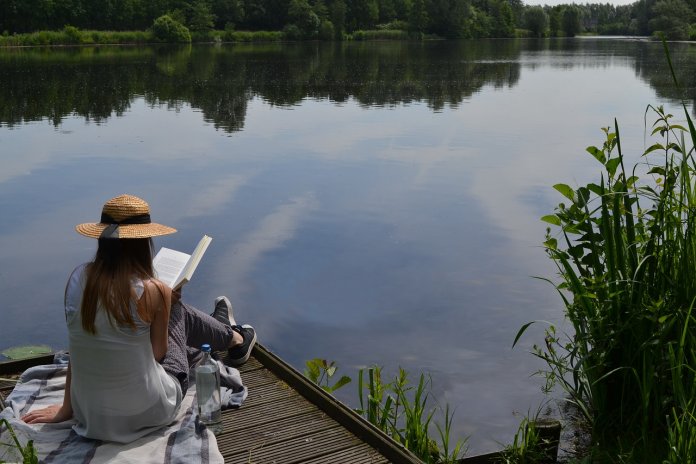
216,409,338,455
223,425,364,464
299,443,391,464
0,349,504,464
252,345,423,464
0,354,54,375
220,393,318,432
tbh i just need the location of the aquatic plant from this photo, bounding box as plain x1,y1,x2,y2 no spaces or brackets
356,366,468,463
304,359,467,463
515,42,696,461
303,358,351,393
496,413,557,464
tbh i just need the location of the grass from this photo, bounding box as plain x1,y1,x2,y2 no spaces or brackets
0,27,285,47
515,41,696,462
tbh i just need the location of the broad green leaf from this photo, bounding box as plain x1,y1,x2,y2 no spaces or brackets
541,214,561,226
544,237,558,250
648,167,666,176
586,146,606,164
587,183,604,196
644,143,664,155
553,184,575,202
332,375,352,391
606,157,621,178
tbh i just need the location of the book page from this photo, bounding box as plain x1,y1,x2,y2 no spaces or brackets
153,247,191,289
175,235,212,289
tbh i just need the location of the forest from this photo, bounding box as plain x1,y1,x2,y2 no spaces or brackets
0,0,695,43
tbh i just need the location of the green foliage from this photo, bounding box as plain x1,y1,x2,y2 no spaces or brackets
217,29,284,41
319,19,335,39
187,0,216,33
62,25,83,44
496,413,560,464
0,0,694,41
561,6,582,37
304,359,467,463
304,358,351,393
152,15,192,43
349,29,410,40
288,0,321,37
524,6,548,37
408,0,430,34
517,43,696,461
356,366,468,463
649,0,694,39
0,419,38,464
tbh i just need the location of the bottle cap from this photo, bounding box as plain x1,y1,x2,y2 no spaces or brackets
201,344,211,352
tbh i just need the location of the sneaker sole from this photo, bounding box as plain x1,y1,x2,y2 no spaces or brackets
228,326,257,367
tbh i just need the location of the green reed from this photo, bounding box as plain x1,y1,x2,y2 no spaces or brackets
516,42,696,461
496,414,550,464
356,366,467,463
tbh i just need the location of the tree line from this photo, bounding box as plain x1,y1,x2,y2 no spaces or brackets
0,0,694,40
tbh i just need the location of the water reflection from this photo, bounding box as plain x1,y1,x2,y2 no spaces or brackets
1,38,695,454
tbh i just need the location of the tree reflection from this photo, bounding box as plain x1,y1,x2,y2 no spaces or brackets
1,40,693,133
0,41,523,132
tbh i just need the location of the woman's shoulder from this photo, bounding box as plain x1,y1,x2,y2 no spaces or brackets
136,278,171,317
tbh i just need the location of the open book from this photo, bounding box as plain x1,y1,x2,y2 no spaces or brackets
153,235,212,290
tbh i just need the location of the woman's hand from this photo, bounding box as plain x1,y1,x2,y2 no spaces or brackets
21,404,73,424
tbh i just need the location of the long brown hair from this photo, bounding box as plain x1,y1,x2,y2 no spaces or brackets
81,237,157,334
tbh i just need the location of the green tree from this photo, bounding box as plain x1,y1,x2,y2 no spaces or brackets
379,0,398,22
428,0,470,38
561,5,581,36
649,0,694,38
524,5,547,37
152,14,192,42
408,0,429,33
329,0,347,37
469,7,493,37
490,0,515,37
348,0,379,30
211,0,245,29
188,0,216,32
288,0,320,36
548,6,561,36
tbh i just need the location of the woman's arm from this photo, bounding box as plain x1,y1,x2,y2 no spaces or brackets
21,361,73,424
139,279,171,362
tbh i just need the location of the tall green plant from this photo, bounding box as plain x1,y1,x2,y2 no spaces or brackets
516,42,696,461
356,366,467,463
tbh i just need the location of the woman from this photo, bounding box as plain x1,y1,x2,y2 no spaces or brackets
21,194,256,443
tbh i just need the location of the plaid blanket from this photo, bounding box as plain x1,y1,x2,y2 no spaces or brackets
0,355,246,463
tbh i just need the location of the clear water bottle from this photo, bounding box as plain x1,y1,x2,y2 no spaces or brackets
195,344,222,434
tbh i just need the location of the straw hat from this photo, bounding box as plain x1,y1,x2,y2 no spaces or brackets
76,194,177,239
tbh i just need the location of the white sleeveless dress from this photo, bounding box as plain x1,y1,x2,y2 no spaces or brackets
64,264,182,443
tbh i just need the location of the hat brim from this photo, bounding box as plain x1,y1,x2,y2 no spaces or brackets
75,223,177,239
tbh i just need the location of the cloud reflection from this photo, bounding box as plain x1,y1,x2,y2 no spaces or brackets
213,192,319,293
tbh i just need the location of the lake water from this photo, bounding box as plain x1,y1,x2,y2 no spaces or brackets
1,38,695,454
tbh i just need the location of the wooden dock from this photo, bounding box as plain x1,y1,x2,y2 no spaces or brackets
1,345,500,464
